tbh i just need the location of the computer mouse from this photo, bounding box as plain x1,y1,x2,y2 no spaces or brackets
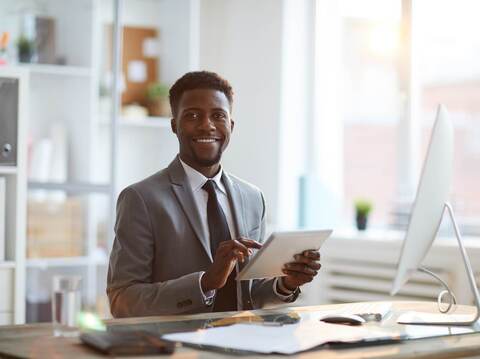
319,314,366,326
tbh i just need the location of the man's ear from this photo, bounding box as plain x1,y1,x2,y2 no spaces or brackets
171,118,177,134
230,118,235,133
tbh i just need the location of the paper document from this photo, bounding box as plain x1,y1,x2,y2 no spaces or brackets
397,311,477,325
163,320,396,355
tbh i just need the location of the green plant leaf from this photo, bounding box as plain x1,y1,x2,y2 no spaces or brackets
146,82,169,100
354,198,373,216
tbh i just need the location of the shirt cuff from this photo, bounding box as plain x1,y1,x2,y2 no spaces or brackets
199,272,216,305
273,277,295,300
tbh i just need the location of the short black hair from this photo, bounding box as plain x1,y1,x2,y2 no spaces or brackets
169,71,234,116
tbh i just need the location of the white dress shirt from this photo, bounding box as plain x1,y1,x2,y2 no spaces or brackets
179,159,294,308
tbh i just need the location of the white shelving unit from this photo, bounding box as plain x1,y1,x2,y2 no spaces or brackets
0,167,18,175
120,116,170,128
1,0,198,324
0,261,16,269
15,64,93,77
0,0,112,323
26,256,108,268
100,0,198,193
100,116,171,128
28,181,111,194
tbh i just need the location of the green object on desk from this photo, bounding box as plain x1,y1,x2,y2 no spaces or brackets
77,312,106,331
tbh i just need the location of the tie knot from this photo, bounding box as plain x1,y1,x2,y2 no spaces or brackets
202,180,216,194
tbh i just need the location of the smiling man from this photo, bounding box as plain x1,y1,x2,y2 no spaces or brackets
107,71,322,317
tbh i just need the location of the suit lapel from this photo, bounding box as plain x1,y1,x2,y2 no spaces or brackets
168,156,213,262
222,172,247,238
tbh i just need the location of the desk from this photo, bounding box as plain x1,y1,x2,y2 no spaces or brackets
0,301,479,358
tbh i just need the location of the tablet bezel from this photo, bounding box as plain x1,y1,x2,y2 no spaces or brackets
236,229,332,281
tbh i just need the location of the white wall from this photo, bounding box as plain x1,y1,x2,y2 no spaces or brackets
277,0,314,229
199,0,284,225
199,0,332,307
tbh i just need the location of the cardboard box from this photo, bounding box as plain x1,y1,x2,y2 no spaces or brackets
27,198,85,258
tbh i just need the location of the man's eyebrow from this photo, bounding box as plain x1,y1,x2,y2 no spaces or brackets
182,107,203,112
182,107,229,112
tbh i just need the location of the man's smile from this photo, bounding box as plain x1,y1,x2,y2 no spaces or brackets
193,137,221,143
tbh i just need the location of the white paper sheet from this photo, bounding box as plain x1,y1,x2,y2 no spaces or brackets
163,320,392,355
127,60,147,83
397,311,477,325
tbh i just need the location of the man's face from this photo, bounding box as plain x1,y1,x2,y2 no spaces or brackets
171,89,234,168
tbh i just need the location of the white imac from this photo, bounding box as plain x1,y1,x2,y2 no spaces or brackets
391,105,480,326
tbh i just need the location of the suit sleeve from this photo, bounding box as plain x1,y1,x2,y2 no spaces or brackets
107,187,211,317
250,192,300,309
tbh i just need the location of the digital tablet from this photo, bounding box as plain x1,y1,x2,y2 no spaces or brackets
236,229,332,281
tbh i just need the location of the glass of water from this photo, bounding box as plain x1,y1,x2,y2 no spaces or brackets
52,275,82,337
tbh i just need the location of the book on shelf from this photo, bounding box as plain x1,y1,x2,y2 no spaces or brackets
0,77,18,166
0,177,5,262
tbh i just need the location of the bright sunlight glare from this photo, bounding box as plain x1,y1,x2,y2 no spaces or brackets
368,23,400,58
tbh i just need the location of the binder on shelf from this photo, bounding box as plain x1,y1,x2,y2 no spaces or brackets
0,77,18,166
0,177,5,262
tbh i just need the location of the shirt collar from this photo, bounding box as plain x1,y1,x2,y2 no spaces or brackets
179,158,226,195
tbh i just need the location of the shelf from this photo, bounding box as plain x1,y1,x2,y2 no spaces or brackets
28,181,111,194
0,261,15,269
16,64,93,77
100,116,171,129
26,256,108,268
0,166,17,175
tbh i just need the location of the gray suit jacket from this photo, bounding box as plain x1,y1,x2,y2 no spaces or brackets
107,156,298,317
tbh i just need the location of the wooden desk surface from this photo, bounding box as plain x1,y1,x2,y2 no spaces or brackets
0,301,479,359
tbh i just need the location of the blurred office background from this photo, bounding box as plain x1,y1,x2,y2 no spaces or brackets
0,0,479,324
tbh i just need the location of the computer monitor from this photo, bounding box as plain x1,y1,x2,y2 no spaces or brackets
391,104,453,295
390,105,480,325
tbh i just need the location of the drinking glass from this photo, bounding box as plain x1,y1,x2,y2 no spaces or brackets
52,275,82,337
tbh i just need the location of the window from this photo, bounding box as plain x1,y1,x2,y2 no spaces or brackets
416,0,480,234
340,0,401,228
311,0,480,234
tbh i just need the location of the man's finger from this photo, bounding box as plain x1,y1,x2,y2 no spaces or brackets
292,255,322,270
230,239,250,256
302,250,320,260
216,239,257,263
282,270,314,283
237,237,263,249
283,263,318,276
218,239,249,252
231,249,245,263
216,240,247,258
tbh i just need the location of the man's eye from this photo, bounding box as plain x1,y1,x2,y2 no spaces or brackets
185,112,199,120
213,112,227,121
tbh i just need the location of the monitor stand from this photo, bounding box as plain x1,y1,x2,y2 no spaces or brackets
397,202,480,326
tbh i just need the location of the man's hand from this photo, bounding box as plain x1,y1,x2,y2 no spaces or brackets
201,238,262,292
281,250,321,291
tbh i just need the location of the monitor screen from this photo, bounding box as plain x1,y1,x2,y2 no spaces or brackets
391,105,453,295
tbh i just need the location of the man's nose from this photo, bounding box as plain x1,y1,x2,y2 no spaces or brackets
197,115,215,130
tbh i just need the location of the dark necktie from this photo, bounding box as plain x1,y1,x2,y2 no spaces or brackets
202,180,237,312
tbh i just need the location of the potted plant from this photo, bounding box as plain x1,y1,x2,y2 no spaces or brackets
146,82,170,117
354,199,373,231
17,35,35,63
